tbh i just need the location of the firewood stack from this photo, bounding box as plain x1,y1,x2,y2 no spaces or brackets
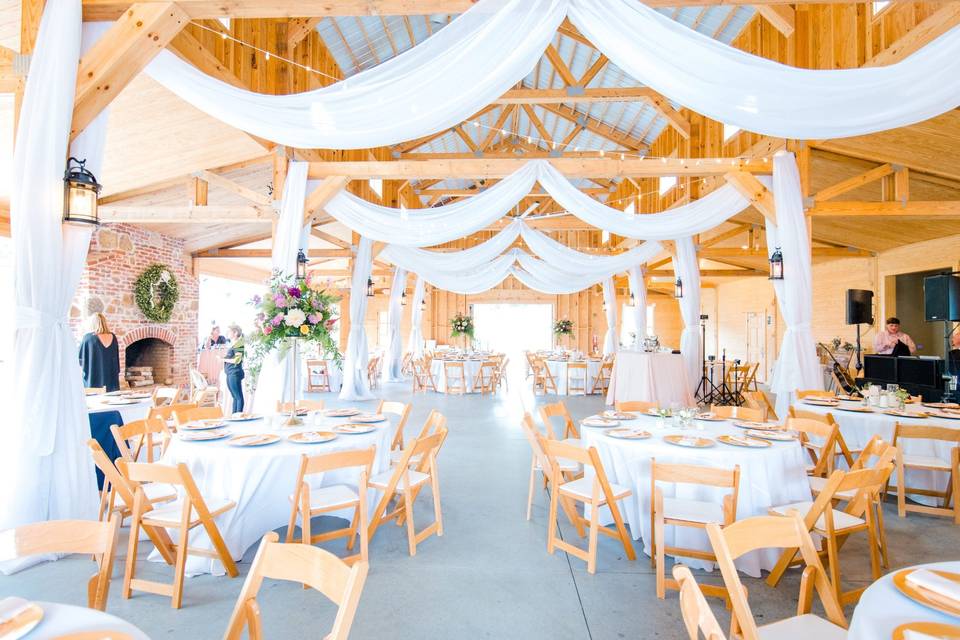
125,366,154,388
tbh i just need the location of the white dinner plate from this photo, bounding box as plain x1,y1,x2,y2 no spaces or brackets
334,424,376,435
227,434,281,447
582,417,619,428
179,429,231,442
224,414,262,422
288,431,338,444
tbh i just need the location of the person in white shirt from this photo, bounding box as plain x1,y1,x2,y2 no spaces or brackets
873,317,917,355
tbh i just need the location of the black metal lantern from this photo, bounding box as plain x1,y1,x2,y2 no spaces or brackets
768,246,784,280
674,277,683,299
401,290,408,306
629,292,636,307
366,277,375,297
296,249,308,280
421,297,427,311
63,157,101,226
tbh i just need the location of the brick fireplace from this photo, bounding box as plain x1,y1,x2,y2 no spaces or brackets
71,224,199,387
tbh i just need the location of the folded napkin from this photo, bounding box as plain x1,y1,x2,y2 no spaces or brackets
0,597,31,625
680,437,699,446
727,436,754,446
906,569,960,605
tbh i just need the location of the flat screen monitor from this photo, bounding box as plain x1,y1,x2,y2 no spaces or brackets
864,355,897,383
897,357,943,389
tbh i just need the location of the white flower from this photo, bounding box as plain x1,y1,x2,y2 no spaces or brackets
159,270,171,283
284,308,306,327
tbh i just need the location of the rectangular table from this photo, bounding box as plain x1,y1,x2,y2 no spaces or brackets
605,351,695,407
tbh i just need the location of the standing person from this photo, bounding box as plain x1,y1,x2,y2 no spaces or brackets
204,325,228,349
873,316,917,356
78,313,121,392
224,325,246,414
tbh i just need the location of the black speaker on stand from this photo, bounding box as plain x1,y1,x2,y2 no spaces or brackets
846,289,874,373
923,273,960,393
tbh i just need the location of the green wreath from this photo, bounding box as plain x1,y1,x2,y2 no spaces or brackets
134,264,179,323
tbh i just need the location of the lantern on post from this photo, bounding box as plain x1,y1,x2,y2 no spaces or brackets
768,247,784,280
296,249,308,280
674,278,683,299
62,157,101,226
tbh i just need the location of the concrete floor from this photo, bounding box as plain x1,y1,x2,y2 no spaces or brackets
3,381,960,639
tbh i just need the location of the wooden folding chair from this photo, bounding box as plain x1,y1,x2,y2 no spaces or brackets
0,516,121,611
123,462,238,608
651,460,740,599
110,417,171,463
148,402,197,427
767,463,895,606
789,407,857,467
541,438,636,574
88,439,176,527
401,352,414,377
152,385,182,407
366,355,381,390
390,410,446,467
787,417,843,478
705,513,847,640
286,447,375,566
473,361,498,395
538,400,580,443
672,565,728,640
494,356,510,392
368,428,447,556
306,359,332,392
411,358,437,393
376,400,411,451
742,390,777,422
565,361,588,395
277,399,326,413
710,404,766,422
589,359,613,395
85,386,106,395
172,405,224,429
615,400,658,414
224,532,368,640
520,414,582,523
192,386,220,408
532,358,559,395
796,389,837,400
890,422,960,524
443,361,467,395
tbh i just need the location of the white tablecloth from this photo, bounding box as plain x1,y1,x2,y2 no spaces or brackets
154,413,394,576
581,413,810,577
431,359,485,393
848,561,960,640
6,600,150,639
86,395,152,424
605,351,695,407
799,399,960,505
544,359,603,395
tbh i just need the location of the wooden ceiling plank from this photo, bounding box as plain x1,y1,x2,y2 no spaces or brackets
286,17,322,50
812,163,893,202
195,169,272,206
809,201,960,217
101,204,273,223
755,4,795,37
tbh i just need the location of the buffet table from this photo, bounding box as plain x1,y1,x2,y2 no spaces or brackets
605,351,695,407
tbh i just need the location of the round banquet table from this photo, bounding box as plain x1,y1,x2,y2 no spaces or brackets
581,412,810,577
848,561,960,640
605,350,695,407
798,398,960,506
86,394,152,424
544,359,602,395
430,358,485,393
154,412,394,576
1,599,150,639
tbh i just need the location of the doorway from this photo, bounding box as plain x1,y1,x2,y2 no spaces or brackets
473,303,553,386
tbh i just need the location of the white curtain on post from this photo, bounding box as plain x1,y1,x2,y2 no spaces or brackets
627,265,647,348
674,237,702,397
601,278,618,356
340,237,375,401
407,277,426,359
766,152,823,418
251,162,309,415
383,267,407,382
0,1,98,553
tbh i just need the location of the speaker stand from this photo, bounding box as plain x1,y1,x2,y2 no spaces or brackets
854,323,863,374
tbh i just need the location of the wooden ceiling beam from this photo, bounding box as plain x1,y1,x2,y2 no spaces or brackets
649,269,768,277
287,17,322,50
197,248,351,258
724,171,777,223
194,169,273,206
303,176,351,225
537,103,648,151
755,4,795,37
310,228,351,249
812,163,894,202
808,201,960,217
101,204,274,223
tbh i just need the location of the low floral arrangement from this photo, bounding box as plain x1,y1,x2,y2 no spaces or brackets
450,312,475,339
247,271,341,379
134,264,179,323
554,319,574,336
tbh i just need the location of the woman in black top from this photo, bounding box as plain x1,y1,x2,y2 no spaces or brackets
204,325,228,349
79,313,121,392
224,325,246,414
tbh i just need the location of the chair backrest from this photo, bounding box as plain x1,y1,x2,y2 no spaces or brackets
893,422,960,446
520,414,549,468
189,368,209,392
85,386,106,395
0,515,121,611
307,358,328,373
224,532,368,640
788,406,838,424
651,460,740,524
414,410,447,441
705,513,846,640
567,361,587,372
710,404,765,422
174,405,224,427
850,435,892,471
377,400,412,448
193,386,220,407
615,400,657,413
741,391,772,421
673,565,727,640
796,389,835,399
111,417,171,463
445,361,465,374
538,401,577,440
293,447,375,515
152,385,182,407
148,402,197,423
786,417,840,477
541,438,618,505
277,399,326,412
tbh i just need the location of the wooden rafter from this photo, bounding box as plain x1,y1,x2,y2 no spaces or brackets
537,103,648,151
287,17,322,49
194,169,272,206
755,5,795,37
100,205,273,223
812,163,894,202
724,172,777,222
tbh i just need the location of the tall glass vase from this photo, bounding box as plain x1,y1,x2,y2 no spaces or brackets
282,337,302,427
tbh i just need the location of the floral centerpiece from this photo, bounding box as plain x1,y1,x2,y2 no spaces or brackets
450,312,475,339
247,270,341,381
554,319,574,336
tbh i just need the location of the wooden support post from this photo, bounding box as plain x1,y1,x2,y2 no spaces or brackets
190,177,207,206
272,147,288,202
894,166,910,204
724,172,777,223
14,0,45,137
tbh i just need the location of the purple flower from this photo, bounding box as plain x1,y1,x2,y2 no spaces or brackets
256,312,265,322
307,313,319,324
288,286,302,299
252,294,261,304
274,294,288,308
271,313,284,327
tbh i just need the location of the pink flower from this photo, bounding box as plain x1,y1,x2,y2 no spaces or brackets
271,313,284,327
263,325,273,335
288,286,302,299
307,313,319,324
274,294,288,308
325,318,338,329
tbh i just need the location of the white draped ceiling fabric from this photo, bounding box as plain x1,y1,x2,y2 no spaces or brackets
626,266,647,347
407,277,426,359
142,0,960,149
674,237,702,395
766,152,823,418
601,279,618,357
251,162,309,416
383,267,408,382
1,1,99,556
340,238,375,401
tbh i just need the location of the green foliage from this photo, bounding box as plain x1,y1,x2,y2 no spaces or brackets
134,264,179,323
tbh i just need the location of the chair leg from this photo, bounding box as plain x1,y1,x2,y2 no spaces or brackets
547,484,560,555
526,458,537,521
359,491,369,565
431,470,444,537
285,504,298,544
897,452,907,518
866,509,881,582
403,486,417,557
766,547,800,588
952,451,960,525
655,513,665,599
171,524,190,609
123,494,144,600
586,508,600,575
825,533,842,605
301,508,312,546
609,498,636,561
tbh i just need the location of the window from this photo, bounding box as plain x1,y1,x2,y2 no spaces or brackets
620,303,656,345
217,17,230,29
658,175,677,196
872,1,890,15
601,229,610,245
723,122,741,141
369,179,383,199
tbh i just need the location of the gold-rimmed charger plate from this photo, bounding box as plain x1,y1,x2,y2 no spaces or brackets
325,408,361,418
602,411,637,421
53,632,135,640
606,428,651,440
718,434,771,448
664,435,715,448
287,430,338,444
836,405,874,413
893,622,960,639
803,398,839,406
695,413,726,422
179,428,230,442
224,413,262,422
334,424,376,435
352,414,387,423
746,429,795,441
181,420,227,431
227,434,281,447
893,569,960,618
884,410,930,419
0,599,43,639
733,421,781,431
582,417,619,428
929,411,960,421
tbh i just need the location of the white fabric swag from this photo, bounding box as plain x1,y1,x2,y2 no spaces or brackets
251,163,309,416
765,152,823,418
626,265,647,347
673,237,702,396
1,2,99,547
340,237,375,401
382,267,408,382
407,277,426,359
601,278,619,356
145,0,566,149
